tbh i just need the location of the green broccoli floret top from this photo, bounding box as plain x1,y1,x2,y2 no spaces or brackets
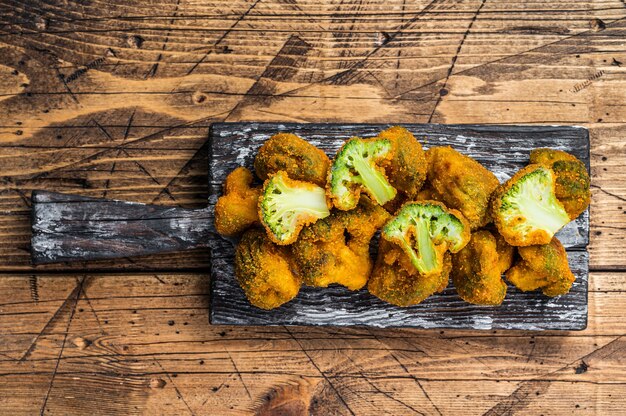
327,137,397,210
491,164,570,246
381,201,470,275
258,171,330,245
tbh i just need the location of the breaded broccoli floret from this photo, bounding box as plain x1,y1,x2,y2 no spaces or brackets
214,167,261,236
258,171,330,245
368,239,451,307
254,133,330,187
381,201,470,276
491,164,570,246
426,146,500,230
327,137,397,210
494,231,515,273
376,126,427,199
530,148,590,220
452,230,511,306
415,184,444,202
506,237,575,297
291,197,390,290
235,228,301,309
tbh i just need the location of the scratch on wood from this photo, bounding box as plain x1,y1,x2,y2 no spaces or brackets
103,108,136,198
186,0,263,75
482,381,551,416
29,275,39,303
226,350,252,400
428,0,487,122
395,16,626,99
483,336,624,415
368,330,443,416
19,281,84,361
92,117,162,189
283,326,356,416
591,184,626,202
150,139,212,203
224,34,313,121
54,68,80,104
79,281,107,336
362,376,426,415
64,56,107,84
153,359,197,416
145,0,182,78
39,277,84,416
276,0,440,95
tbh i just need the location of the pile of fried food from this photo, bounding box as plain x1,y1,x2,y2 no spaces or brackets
214,127,590,310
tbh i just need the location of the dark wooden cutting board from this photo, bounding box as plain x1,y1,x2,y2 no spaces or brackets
208,123,589,330
30,123,589,330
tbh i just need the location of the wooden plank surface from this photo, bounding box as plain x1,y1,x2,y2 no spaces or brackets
1,0,625,414
0,273,624,415
209,122,590,329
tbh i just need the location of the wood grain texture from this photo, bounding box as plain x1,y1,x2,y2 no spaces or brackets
0,272,624,415
0,1,624,272
209,122,590,329
2,0,626,413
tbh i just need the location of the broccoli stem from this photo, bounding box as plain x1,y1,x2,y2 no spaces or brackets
415,216,438,273
519,196,569,235
351,154,396,205
394,216,438,274
267,184,329,221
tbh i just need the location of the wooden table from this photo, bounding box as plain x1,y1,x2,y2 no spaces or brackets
1,1,624,414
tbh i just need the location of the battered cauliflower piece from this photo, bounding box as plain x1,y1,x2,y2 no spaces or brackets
530,148,591,220
381,201,471,276
235,228,301,310
491,164,570,246
452,230,512,306
254,132,330,187
376,126,427,199
258,171,330,245
368,239,451,307
506,237,575,297
214,167,261,236
426,146,500,230
291,197,390,290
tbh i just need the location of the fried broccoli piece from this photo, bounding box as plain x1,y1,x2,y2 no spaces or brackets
415,184,444,202
452,230,511,306
327,137,397,210
235,228,301,309
376,126,427,199
426,146,500,230
381,201,470,276
494,231,515,273
214,167,261,236
258,171,330,245
368,239,451,306
291,197,391,290
491,164,570,246
530,148,591,220
254,133,330,187
506,237,575,296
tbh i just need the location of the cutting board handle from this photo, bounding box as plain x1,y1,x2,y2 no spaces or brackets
30,190,214,264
